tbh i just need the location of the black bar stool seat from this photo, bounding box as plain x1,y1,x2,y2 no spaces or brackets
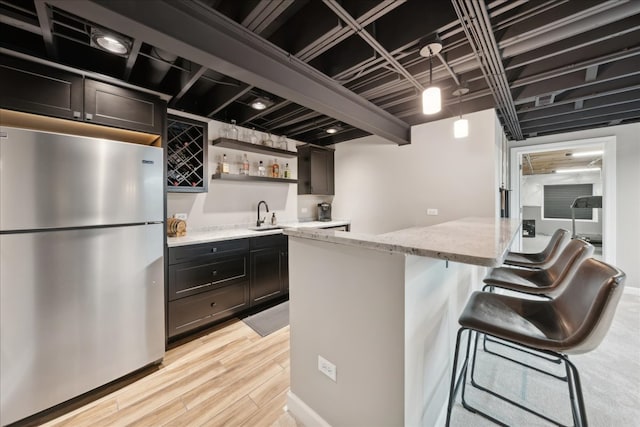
484,238,594,296
504,228,570,269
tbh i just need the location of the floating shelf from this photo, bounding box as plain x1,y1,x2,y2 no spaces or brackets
212,137,298,158
212,173,297,184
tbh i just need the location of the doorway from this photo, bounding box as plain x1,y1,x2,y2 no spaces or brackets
510,136,616,264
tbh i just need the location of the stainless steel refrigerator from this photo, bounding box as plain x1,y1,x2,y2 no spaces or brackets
0,126,165,426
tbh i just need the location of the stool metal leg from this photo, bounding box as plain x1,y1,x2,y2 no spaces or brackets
450,328,587,427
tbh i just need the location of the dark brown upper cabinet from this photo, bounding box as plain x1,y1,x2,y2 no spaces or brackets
297,144,335,195
0,54,165,135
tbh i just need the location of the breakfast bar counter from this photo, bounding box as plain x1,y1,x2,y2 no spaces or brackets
283,217,520,427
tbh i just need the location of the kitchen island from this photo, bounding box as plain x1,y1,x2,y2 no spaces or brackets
283,217,521,427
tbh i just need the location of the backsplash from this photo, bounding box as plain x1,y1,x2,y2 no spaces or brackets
166,110,332,229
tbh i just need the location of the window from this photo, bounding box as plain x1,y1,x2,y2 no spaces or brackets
543,184,593,220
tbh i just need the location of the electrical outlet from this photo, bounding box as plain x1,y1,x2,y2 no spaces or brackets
318,355,337,382
427,208,438,216
174,213,188,220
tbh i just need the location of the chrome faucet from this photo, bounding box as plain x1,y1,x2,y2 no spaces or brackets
257,200,269,227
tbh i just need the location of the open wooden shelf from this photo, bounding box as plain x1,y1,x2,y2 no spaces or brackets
212,173,297,184
212,137,298,158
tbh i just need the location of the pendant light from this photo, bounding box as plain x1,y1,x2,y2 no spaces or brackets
419,40,443,114
452,87,469,138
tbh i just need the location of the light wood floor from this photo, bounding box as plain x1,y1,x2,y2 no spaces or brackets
34,320,299,427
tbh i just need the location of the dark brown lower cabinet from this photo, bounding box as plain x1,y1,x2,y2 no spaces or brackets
167,235,288,340
167,281,249,337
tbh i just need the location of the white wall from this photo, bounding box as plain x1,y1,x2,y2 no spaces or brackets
510,122,640,287
166,110,332,229
332,109,502,234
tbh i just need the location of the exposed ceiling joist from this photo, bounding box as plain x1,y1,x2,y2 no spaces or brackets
241,0,293,35
0,9,42,35
47,0,409,145
123,38,142,81
34,0,56,58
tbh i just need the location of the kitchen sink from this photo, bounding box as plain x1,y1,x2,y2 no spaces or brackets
248,226,284,232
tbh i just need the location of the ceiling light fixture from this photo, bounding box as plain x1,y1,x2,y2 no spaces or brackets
419,39,442,115
567,150,604,158
90,27,131,56
250,97,274,110
555,167,601,174
326,127,339,134
452,87,469,138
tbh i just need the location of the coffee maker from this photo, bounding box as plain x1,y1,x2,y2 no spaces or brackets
317,202,332,221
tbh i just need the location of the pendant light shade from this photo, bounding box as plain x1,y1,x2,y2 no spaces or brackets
453,86,470,139
420,40,443,115
422,86,441,114
454,118,469,138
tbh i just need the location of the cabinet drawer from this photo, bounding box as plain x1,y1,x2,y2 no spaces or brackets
168,281,249,338
250,234,286,250
168,255,247,301
169,238,249,264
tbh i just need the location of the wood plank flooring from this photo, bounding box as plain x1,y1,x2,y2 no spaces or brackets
32,319,298,427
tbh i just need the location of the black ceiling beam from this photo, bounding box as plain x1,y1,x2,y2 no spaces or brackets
519,101,640,129
48,0,410,145
169,65,207,107
520,109,640,135
518,89,640,122
0,9,42,35
34,0,57,59
205,84,252,118
238,100,291,126
122,38,142,81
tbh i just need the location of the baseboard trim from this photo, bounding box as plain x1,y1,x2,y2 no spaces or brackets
287,391,331,427
624,286,640,297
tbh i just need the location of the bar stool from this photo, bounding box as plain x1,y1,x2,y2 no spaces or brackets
445,258,626,427
484,238,594,296
503,228,570,269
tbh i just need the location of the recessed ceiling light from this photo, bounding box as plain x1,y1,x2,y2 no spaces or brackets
90,28,131,56
567,150,603,157
326,127,339,134
250,97,274,110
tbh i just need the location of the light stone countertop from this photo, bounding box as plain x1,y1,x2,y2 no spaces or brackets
167,220,351,247
284,217,521,267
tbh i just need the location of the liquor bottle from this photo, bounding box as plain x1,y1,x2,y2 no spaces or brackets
220,153,229,174
272,159,280,178
242,154,250,175
229,120,239,140
283,163,290,179
250,128,259,144
258,160,266,177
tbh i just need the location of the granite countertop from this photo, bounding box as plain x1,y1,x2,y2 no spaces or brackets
284,217,521,267
167,219,351,247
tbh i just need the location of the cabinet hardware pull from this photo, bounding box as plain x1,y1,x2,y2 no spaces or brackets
85,113,93,121
210,302,217,307
211,248,217,253
212,270,218,276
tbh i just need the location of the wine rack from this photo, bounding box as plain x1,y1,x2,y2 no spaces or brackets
167,115,208,192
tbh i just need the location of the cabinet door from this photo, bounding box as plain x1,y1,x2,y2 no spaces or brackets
250,247,283,305
0,54,83,120
298,145,335,195
310,148,334,195
281,239,289,293
84,78,165,134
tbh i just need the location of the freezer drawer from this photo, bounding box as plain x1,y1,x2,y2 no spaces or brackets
0,224,165,426
0,127,163,231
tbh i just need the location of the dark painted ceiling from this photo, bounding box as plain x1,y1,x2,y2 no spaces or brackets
1,0,639,145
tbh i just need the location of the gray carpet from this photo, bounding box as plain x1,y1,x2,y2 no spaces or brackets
243,301,289,337
449,293,640,426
